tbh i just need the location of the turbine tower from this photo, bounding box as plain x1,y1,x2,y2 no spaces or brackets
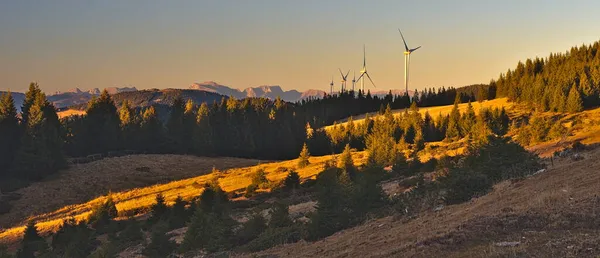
399,29,421,95
338,68,350,93
357,45,376,92
351,70,356,92
329,76,334,95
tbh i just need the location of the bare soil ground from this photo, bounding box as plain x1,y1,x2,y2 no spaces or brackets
244,147,600,258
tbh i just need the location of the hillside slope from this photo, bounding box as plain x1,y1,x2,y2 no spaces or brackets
324,98,513,130
248,147,600,257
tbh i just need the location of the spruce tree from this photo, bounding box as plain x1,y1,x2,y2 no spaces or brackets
0,91,20,178
566,86,584,113
20,82,42,127
297,142,310,168
140,106,165,153
283,170,300,190
445,102,462,140
150,193,168,222
461,102,476,137
17,220,47,258
85,89,121,154
337,144,355,183
143,223,176,258
11,90,64,180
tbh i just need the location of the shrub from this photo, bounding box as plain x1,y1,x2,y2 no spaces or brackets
235,213,267,245
268,202,292,229
180,209,235,253
283,170,300,190
51,219,95,257
250,168,270,189
149,193,168,222
392,153,408,175
244,184,258,198
143,223,176,258
119,220,144,244
441,168,492,204
17,220,47,258
87,195,118,230
297,143,310,168
242,226,302,252
168,196,189,229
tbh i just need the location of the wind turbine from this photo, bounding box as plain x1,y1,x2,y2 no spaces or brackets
329,76,334,95
399,29,421,95
356,45,376,92
338,68,350,93
351,70,356,92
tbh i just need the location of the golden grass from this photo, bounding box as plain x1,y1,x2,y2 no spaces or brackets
57,109,86,118
0,151,368,245
324,98,513,130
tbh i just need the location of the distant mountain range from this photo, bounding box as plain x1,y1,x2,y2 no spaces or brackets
1,83,411,113
188,81,326,102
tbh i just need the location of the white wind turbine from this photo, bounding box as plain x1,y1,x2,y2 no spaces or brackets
351,70,356,92
356,45,376,92
399,29,421,95
338,68,350,93
329,76,334,95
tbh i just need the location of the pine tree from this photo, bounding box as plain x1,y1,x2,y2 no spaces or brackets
445,102,462,140
85,89,121,154
337,144,355,183
20,82,42,127
566,85,584,113
0,91,20,178
17,220,47,258
283,170,300,190
140,106,165,153
11,90,64,180
143,223,176,258
297,142,310,168
268,202,292,228
150,193,168,222
166,97,186,152
461,102,476,136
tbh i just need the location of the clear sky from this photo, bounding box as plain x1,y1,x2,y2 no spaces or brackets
1,1,600,93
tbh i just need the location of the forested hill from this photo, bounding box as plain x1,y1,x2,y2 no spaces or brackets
85,88,227,109
493,41,600,111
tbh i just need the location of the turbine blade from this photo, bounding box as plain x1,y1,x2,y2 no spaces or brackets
363,44,366,67
338,68,345,78
410,46,422,52
365,72,376,88
398,28,409,51
345,70,350,79
356,73,365,82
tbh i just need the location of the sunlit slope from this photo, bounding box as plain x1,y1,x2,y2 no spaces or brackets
0,152,368,245
324,98,513,130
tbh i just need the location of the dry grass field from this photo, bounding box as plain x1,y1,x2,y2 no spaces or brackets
0,151,369,246
324,98,514,130
57,109,86,118
244,146,600,258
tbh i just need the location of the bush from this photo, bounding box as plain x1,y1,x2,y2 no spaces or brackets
168,196,189,229
51,219,95,257
441,168,492,204
119,220,144,244
17,220,47,258
297,143,310,168
268,202,292,228
235,213,267,245
149,193,168,223
244,184,258,198
250,168,270,189
143,223,176,258
87,195,118,230
242,226,302,252
283,170,300,190
180,209,235,253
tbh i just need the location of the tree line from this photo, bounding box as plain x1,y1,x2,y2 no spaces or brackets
494,41,600,112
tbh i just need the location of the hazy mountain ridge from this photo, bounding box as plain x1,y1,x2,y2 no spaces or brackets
189,81,325,102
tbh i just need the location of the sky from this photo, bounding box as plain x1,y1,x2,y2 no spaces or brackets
1,1,600,94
